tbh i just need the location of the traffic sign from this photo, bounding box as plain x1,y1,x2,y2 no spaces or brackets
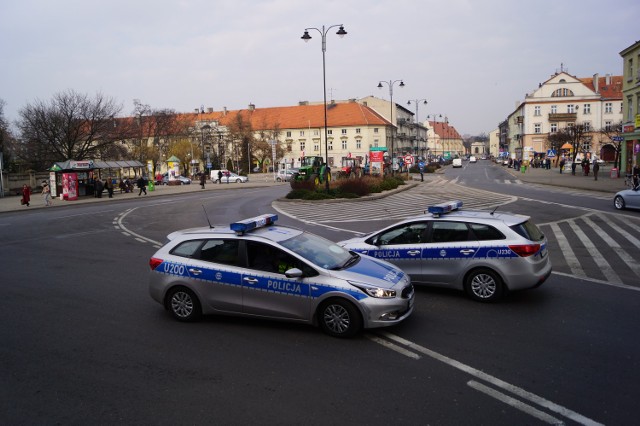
404,155,414,165
612,136,624,142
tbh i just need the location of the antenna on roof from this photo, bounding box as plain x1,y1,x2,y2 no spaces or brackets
202,205,214,229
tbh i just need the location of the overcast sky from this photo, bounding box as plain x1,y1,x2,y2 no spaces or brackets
1,0,638,136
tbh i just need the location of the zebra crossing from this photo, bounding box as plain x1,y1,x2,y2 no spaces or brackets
273,178,640,288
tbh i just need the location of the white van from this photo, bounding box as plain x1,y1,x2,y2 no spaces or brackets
452,158,462,168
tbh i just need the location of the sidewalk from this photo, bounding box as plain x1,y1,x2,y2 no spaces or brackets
500,162,626,194
0,176,284,214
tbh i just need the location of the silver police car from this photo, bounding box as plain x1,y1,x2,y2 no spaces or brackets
149,214,414,337
338,201,551,302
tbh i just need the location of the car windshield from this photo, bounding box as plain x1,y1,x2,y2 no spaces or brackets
280,231,355,270
510,220,545,242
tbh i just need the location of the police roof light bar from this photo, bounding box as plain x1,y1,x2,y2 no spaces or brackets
230,214,279,234
427,200,463,217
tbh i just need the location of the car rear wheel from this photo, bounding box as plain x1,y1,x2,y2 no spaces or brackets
614,195,626,210
166,287,202,321
464,268,504,302
318,299,362,338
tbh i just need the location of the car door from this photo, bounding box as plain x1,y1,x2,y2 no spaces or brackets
183,238,244,313
241,241,312,320
419,221,479,286
362,221,429,282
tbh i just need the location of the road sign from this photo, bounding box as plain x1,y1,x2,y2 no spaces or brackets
612,136,624,142
404,155,414,165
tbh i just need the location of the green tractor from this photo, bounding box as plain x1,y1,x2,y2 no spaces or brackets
290,156,332,187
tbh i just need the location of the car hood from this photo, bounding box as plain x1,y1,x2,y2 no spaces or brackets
331,254,408,289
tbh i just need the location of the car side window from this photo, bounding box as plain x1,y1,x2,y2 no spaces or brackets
428,221,470,243
170,240,203,258
469,223,505,241
375,222,429,245
246,241,316,276
198,239,240,266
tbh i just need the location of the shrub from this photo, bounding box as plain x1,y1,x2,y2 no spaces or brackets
336,178,371,197
290,180,317,191
286,189,310,199
302,191,333,200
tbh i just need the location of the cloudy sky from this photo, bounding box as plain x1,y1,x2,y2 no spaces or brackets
1,0,638,135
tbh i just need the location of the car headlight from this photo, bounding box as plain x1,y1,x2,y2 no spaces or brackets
349,281,396,299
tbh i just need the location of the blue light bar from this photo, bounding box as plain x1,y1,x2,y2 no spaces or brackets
230,214,278,234
427,200,463,216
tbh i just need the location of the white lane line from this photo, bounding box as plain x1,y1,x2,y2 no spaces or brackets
365,334,421,359
551,271,640,291
597,213,640,248
378,331,603,426
117,208,162,246
467,380,563,425
549,222,586,278
583,216,640,279
570,220,622,284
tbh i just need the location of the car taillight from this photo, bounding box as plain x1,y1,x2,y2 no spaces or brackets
508,244,540,257
149,257,163,270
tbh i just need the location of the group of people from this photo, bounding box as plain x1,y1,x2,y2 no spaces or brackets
21,181,53,207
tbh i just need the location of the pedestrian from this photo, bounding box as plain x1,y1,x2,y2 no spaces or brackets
104,178,114,198
137,176,147,196
633,163,639,189
584,159,590,176
217,170,223,184
571,161,577,175
42,181,53,206
593,159,600,181
200,172,206,189
21,184,31,207
559,158,565,174
94,178,103,198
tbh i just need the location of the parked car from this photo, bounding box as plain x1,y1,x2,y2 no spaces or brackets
338,200,551,302
148,214,414,337
452,158,462,168
211,170,248,183
469,156,477,163
161,175,191,185
276,169,298,182
614,187,640,210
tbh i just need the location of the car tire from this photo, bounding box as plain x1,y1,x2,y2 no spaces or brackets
464,268,504,302
276,177,282,182
236,179,242,183
166,287,202,322
318,298,362,338
614,195,626,210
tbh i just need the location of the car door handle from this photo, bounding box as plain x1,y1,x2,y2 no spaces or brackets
407,250,421,256
243,277,259,284
188,268,202,276
460,249,475,255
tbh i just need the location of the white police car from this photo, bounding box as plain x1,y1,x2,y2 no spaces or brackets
338,201,551,302
148,214,414,337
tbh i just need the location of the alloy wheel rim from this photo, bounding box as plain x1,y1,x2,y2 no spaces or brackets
324,305,350,334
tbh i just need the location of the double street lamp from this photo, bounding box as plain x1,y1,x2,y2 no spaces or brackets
377,79,404,175
301,24,347,191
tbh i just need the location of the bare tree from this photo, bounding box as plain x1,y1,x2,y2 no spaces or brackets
15,90,124,169
547,123,591,163
226,112,255,174
598,122,623,172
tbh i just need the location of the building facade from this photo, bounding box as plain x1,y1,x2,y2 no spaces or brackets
620,40,640,173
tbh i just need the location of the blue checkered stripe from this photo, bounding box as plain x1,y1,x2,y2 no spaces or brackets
157,261,366,300
353,244,537,260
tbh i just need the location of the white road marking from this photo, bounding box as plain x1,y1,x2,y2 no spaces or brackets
549,222,586,278
583,216,640,279
569,220,621,284
365,334,421,359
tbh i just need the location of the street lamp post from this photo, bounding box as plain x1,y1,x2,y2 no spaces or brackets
408,98,427,158
378,79,405,175
301,24,347,192
201,124,211,175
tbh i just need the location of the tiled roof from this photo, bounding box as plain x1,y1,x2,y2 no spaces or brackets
429,121,462,139
191,102,391,129
579,75,623,100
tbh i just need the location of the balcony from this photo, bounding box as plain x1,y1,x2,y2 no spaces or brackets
548,113,577,122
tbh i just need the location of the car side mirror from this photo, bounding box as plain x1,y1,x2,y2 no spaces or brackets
284,268,303,278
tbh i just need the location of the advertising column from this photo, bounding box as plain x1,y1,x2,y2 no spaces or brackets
62,173,78,201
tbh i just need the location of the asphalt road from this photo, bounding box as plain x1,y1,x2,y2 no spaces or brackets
1,170,638,425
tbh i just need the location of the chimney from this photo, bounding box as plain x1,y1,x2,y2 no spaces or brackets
248,103,255,111
223,107,228,116
299,101,308,106
207,107,213,113
605,74,611,85
593,73,599,93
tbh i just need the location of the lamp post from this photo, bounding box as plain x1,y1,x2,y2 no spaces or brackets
301,24,347,191
408,98,427,158
201,124,211,175
378,79,405,175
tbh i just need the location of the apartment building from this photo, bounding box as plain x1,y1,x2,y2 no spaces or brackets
620,40,640,173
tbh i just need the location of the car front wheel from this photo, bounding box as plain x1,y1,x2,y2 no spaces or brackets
614,195,626,210
464,268,504,302
318,299,362,338
166,287,202,322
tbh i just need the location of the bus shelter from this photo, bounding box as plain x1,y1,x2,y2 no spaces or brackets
49,160,145,199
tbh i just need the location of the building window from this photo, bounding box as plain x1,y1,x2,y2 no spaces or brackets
628,58,634,82
286,131,292,137
552,88,574,97
313,130,319,136
314,143,319,151
583,122,591,132
300,142,305,151
374,128,379,133
534,123,541,134
341,140,347,150
373,139,379,147
628,96,634,121
605,121,612,131
551,105,557,114
550,123,557,133
534,106,541,116
605,102,612,113
328,130,333,135
300,131,305,137
356,128,361,134
328,141,333,150
341,129,347,135
583,104,591,114
567,104,576,113
356,139,362,149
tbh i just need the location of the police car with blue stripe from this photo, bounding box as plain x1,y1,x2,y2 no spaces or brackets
149,214,414,337
338,201,552,302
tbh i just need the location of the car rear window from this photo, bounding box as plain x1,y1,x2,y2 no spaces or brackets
469,223,505,241
510,220,544,242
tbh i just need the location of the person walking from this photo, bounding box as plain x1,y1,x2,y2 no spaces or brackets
94,178,103,198
633,163,639,189
559,158,565,174
593,159,600,181
42,181,53,206
217,170,223,184
21,184,31,206
137,176,147,196
200,172,206,189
